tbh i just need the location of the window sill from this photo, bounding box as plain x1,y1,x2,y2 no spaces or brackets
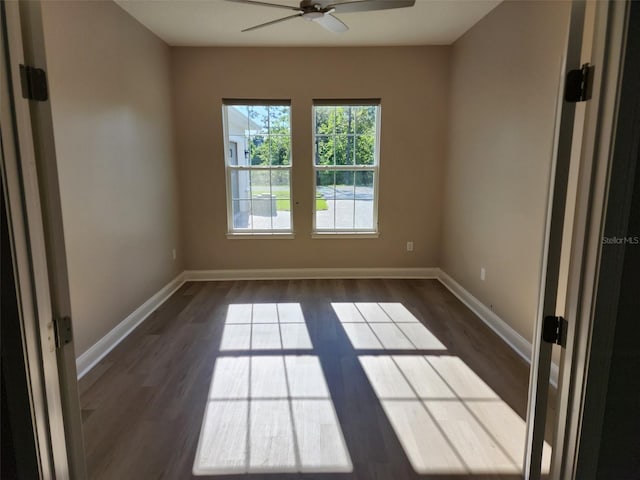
226,233,295,240
312,232,380,239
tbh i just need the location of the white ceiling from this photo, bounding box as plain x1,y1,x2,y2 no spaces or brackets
115,0,502,47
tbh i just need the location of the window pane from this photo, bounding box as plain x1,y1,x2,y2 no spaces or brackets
354,171,375,230
355,134,375,165
335,107,354,135
335,170,354,190
315,106,332,134
225,103,292,233
249,135,269,166
316,171,335,230
230,169,251,230
228,106,250,136
247,105,268,135
335,171,355,230
335,135,355,166
251,170,275,218
313,103,379,233
269,135,290,166
272,170,291,230
228,138,242,166
315,135,334,166
354,106,377,136
250,170,273,229
269,106,290,135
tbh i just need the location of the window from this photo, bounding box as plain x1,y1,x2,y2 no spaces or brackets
313,101,380,234
223,101,292,234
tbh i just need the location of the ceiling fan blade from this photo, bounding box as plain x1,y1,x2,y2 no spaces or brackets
315,13,349,33
329,0,415,14
227,0,302,12
242,13,302,32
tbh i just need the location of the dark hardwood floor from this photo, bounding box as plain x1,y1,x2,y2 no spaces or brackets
79,279,551,480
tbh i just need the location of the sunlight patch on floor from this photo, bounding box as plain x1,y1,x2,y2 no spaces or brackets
193,353,352,475
197,302,550,476
332,302,446,350
359,355,552,475
220,303,312,351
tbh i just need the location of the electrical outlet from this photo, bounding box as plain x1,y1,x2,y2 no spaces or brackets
406,241,414,252
172,249,176,261
480,267,486,281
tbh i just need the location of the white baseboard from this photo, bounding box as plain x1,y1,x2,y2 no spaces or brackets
76,268,435,378
76,272,186,379
77,267,557,387
437,270,559,387
184,267,440,281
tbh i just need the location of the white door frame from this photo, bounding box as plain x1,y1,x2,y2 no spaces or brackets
523,0,588,475
1,1,87,478
525,0,630,478
552,1,630,478
2,2,68,477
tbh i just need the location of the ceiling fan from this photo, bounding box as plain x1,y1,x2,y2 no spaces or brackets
227,0,416,33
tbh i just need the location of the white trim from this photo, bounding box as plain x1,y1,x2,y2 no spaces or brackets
2,4,68,473
75,272,186,379
75,268,435,378
184,267,439,281
311,104,381,234
225,233,296,240
223,104,294,235
438,270,559,387
311,232,380,239
76,267,558,387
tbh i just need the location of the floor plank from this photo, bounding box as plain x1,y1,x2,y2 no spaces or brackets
79,279,552,480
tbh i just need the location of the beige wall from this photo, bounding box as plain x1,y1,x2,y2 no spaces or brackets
442,0,570,342
41,1,182,356
36,0,570,357
171,47,449,269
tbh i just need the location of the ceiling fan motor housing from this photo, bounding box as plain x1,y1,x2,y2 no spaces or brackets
233,0,417,33
299,0,332,21
302,11,325,21
300,0,323,10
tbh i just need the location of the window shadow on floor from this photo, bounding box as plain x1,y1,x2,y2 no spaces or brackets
192,293,551,479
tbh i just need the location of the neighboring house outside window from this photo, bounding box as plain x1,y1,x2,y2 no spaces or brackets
313,101,380,235
223,101,292,235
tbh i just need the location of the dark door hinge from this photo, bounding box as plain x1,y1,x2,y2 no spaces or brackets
19,64,48,102
542,315,567,348
565,63,594,103
54,316,73,348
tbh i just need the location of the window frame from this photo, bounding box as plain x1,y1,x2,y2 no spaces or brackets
222,100,294,237
312,101,381,236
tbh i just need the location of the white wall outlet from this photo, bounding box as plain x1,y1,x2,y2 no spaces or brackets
480,267,486,281
406,241,414,252
172,248,176,261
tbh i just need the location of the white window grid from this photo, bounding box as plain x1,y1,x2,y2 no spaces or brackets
223,104,293,234
312,104,381,234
